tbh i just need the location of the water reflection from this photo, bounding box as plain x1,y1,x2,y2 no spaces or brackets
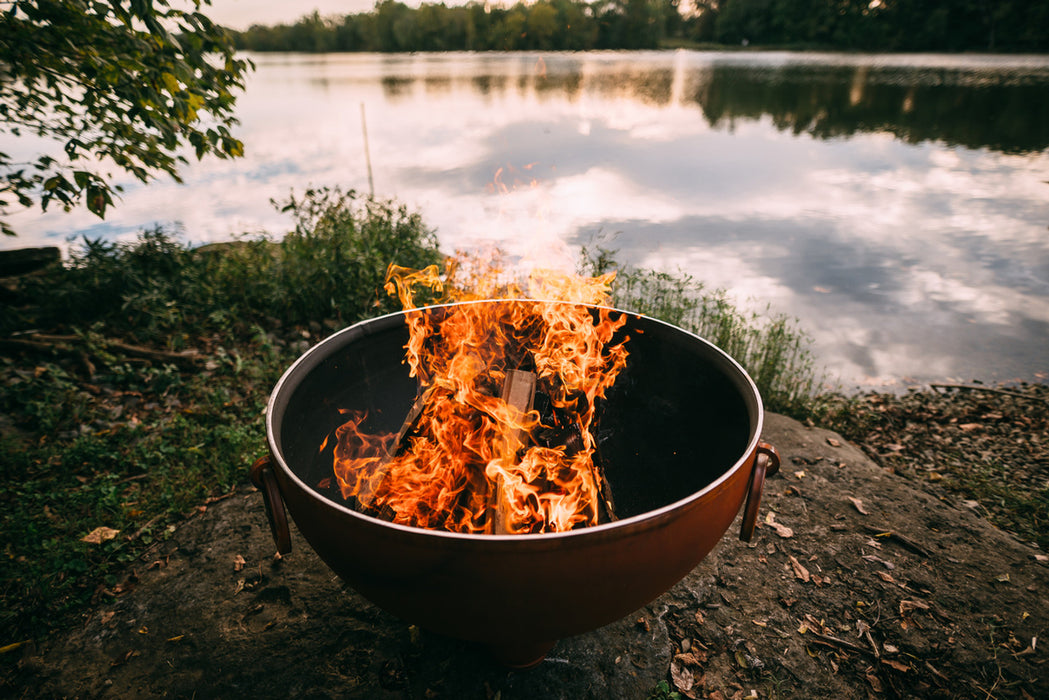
374,52,1049,154
3,51,1047,389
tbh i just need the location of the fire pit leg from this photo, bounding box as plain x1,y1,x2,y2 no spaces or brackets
487,639,557,670
250,455,293,555
739,442,780,542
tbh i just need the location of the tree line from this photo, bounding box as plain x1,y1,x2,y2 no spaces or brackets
232,0,1048,54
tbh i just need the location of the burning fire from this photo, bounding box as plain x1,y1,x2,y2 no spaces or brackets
328,257,632,535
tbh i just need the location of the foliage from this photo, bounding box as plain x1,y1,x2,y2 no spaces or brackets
579,245,824,417
231,0,1048,54
6,189,443,344
0,0,253,236
709,0,1048,52
233,0,677,53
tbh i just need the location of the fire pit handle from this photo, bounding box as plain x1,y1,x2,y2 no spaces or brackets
739,442,781,542
250,455,292,555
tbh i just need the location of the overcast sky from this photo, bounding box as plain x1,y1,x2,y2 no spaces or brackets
201,0,411,30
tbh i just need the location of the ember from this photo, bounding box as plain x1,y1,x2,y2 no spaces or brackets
328,260,630,534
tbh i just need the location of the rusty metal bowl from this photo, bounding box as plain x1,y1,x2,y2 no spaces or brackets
251,301,779,667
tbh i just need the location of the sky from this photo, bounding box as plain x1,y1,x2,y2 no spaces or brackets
201,0,405,30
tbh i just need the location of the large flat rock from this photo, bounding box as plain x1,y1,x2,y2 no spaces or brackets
16,412,1049,698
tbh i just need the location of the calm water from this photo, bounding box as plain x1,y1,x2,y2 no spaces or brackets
4,51,1049,390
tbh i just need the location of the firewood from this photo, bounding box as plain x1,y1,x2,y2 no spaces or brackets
357,384,435,511
594,459,618,523
486,369,536,534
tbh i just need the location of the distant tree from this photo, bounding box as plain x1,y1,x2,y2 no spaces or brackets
0,0,252,236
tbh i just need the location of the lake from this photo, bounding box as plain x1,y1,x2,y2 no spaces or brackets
3,50,1048,390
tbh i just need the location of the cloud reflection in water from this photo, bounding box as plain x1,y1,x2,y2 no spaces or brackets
3,51,1047,388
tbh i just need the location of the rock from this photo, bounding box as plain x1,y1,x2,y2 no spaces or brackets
15,411,1049,699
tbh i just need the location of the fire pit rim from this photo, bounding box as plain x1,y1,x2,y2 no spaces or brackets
264,298,765,542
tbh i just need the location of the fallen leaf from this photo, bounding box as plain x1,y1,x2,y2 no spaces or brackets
82,527,120,545
674,652,701,666
899,600,930,616
996,573,1011,583
793,470,805,479
848,496,869,515
959,423,982,431
827,437,841,447
883,642,899,654
671,660,695,693
882,659,910,672
865,667,883,692
764,512,794,538
1033,554,1048,563
789,555,810,583
233,554,246,572
876,570,895,583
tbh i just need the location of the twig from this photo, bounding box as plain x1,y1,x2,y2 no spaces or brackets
1,333,203,368
863,525,932,558
805,629,874,656
929,383,1048,406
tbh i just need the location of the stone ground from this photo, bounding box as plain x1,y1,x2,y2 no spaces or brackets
5,412,1048,699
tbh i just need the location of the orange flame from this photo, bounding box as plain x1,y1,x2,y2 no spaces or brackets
330,257,629,534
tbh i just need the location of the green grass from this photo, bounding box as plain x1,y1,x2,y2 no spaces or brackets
580,245,824,416
0,190,824,644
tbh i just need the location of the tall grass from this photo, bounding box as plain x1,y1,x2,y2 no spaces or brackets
7,187,443,344
580,246,823,416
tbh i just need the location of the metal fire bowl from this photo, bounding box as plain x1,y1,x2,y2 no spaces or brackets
252,301,779,667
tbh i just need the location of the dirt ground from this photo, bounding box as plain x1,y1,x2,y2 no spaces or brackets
4,411,1048,699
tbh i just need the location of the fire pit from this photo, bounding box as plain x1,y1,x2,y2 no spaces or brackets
252,300,779,667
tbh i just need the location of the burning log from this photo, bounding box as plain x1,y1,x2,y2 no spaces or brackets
486,369,537,534
355,384,436,511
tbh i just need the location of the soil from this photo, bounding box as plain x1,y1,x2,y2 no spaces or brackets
3,406,1048,699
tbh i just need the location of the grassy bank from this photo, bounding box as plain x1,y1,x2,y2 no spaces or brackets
0,190,820,646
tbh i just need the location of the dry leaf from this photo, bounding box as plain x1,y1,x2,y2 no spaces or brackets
899,600,930,616
827,437,841,447
671,660,695,693
789,555,811,583
848,496,869,515
865,667,883,692
82,526,120,545
882,659,910,673
764,512,794,538
876,571,895,583
959,423,982,431
233,554,246,572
